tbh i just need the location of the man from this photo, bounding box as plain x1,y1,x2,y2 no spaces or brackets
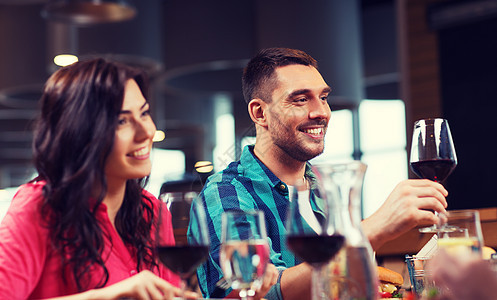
188,48,448,300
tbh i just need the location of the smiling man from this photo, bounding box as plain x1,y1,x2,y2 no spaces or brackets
188,48,449,300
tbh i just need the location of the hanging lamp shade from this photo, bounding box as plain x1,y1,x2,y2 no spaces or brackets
41,0,136,25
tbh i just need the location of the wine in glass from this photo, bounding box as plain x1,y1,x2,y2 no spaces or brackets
220,210,270,300
156,193,210,299
410,118,457,233
437,210,483,257
286,174,345,300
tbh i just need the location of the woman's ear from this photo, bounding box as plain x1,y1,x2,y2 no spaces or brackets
248,98,268,128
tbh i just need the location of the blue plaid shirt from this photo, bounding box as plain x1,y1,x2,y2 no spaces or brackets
188,145,317,299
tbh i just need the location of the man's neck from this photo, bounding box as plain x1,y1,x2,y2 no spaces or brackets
253,143,307,186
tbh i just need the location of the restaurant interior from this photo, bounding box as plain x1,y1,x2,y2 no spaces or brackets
1,0,497,291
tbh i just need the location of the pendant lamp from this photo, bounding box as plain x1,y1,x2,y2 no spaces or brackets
41,0,136,25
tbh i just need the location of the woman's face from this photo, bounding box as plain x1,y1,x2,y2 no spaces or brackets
104,79,156,185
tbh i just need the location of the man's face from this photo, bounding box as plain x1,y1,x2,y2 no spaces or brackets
264,64,331,162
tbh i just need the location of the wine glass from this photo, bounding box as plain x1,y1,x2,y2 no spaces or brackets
156,192,210,299
286,172,345,300
410,118,457,233
220,210,270,300
437,209,484,257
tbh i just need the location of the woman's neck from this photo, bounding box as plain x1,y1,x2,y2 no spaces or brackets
102,180,126,228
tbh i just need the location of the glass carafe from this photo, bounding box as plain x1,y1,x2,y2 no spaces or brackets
314,161,378,300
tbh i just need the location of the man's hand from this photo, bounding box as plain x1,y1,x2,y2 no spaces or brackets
226,263,279,300
362,179,448,250
254,263,279,300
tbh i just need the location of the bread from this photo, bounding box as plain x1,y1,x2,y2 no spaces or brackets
377,266,403,285
377,266,404,298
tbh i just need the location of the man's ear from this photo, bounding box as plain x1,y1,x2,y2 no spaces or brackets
248,98,268,128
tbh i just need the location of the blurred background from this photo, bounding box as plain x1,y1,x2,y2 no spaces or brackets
0,0,496,222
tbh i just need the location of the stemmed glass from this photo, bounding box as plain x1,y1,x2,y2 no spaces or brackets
220,210,270,300
156,193,210,299
410,118,457,233
437,210,484,257
286,171,345,300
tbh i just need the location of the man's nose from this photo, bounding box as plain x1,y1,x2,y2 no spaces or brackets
309,98,331,119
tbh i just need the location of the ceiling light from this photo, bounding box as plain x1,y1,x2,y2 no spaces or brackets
153,130,165,142
53,54,79,67
194,161,213,174
41,0,137,26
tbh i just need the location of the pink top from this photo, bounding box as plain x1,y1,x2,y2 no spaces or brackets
0,181,180,299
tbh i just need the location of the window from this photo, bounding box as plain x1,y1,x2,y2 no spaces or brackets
148,148,186,196
359,100,407,217
314,100,407,218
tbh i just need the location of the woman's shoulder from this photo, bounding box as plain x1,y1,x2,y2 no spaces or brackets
141,189,163,210
1,181,47,231
141,188,159,202
10,181,46,208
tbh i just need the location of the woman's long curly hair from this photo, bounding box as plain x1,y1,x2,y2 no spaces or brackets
32,58,158,291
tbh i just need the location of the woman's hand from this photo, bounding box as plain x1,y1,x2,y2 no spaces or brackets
48,270,199,300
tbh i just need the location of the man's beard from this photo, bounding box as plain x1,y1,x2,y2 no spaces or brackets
270,114,326,162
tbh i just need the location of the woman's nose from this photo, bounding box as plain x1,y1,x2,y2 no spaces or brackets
135,119,156,141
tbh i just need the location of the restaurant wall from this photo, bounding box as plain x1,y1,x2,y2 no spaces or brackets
437,16,497,210
401,0,497,210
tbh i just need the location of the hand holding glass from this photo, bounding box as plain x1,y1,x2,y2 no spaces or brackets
410,118,457,233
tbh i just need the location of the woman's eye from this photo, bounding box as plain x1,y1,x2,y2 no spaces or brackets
118,118,127,125
142,109,151,117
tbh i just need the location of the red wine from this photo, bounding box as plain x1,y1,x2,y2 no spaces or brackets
156,245,209,278
410,159,456,182
286,234,345,266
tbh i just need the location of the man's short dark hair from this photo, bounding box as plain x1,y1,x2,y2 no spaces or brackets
241,47,318,104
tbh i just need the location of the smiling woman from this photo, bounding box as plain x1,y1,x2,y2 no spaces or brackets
104,79,156,189
0,58,194,300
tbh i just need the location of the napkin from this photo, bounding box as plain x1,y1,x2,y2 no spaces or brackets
416,234,438,257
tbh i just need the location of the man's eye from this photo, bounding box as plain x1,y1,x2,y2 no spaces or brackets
295,97,307,102
321,95,329,101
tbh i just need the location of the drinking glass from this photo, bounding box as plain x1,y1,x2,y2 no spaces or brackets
405,255,438,298
286,170,345,300
437,209,484,257
410,118,457,233
156,193,210,299
220,210,270,300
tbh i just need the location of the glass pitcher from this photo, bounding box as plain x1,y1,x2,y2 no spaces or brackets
313,161,378,300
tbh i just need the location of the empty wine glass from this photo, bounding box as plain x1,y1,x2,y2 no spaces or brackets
156,193,210,299
410,118,457,233
220,210,270,300
286,171,345,300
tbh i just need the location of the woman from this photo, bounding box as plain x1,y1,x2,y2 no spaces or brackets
0,58,196,299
